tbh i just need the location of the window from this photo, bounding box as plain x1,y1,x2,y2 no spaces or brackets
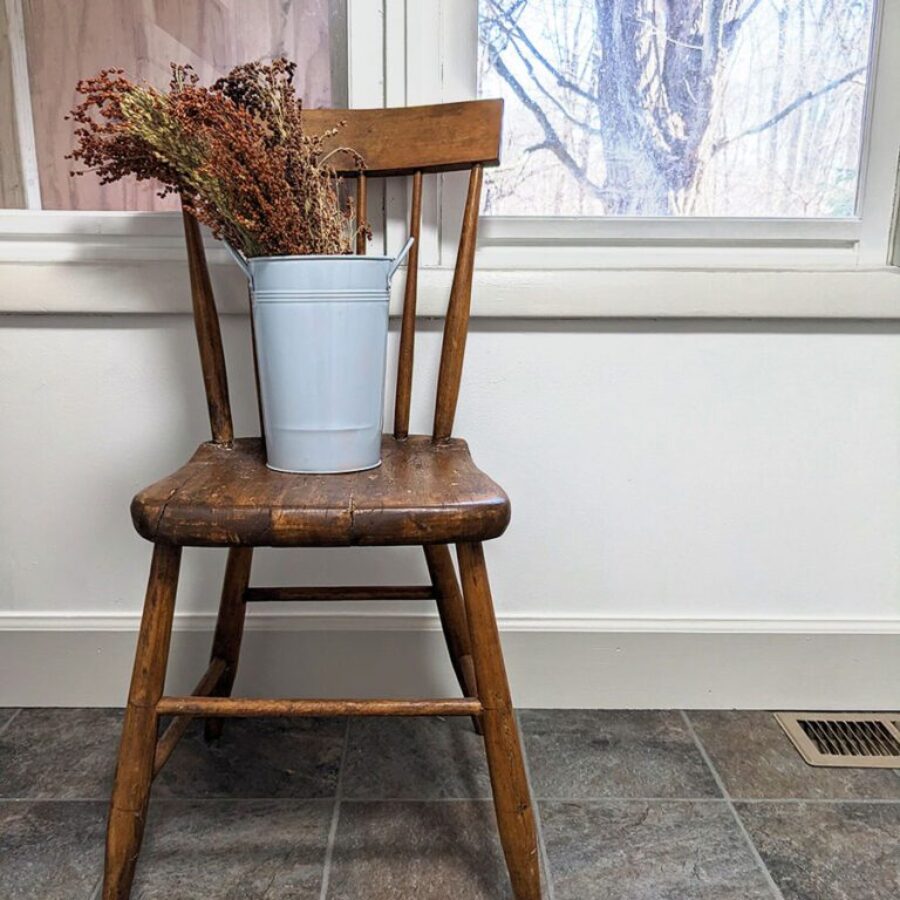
3,0,900,305
414,0,900,270
478,0,877,219
1,0,347,211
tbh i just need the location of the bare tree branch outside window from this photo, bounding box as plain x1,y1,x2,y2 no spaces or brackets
478,0,876,217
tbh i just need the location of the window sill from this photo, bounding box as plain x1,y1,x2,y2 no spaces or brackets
1,257,899,318
2,210,898,318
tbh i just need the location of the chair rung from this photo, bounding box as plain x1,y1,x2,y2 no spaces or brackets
243,585,435,603
153,657,227,777
156,696,483,718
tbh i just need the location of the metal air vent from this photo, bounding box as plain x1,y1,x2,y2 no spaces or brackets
775,712,900,768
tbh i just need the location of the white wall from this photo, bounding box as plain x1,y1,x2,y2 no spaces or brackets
2,312,900,707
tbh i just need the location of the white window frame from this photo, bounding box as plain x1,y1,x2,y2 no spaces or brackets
382,0,900,271
2,0,900,318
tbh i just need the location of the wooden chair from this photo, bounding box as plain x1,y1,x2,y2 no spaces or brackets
102,99,541,899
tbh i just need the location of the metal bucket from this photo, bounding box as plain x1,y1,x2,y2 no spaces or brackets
227,238,413,473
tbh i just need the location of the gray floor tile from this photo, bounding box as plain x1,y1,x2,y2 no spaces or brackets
0,800,106,899
736,801,900,900
0,708,121,799
0,709,21,732
689,711,900,800
541,799,773,900
342,717,491,800
131,799,333,899
328,801,512,899
154,717,346,799
520,710,721,799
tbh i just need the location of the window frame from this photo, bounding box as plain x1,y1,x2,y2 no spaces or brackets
0,0,355,263
416,0,900,270
2,0,900,319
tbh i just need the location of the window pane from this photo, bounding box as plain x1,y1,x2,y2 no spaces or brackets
21,0,347,211
479,0,876,217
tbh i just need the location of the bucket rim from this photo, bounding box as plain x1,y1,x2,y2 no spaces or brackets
247,253,396,263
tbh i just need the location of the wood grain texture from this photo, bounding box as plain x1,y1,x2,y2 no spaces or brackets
433,165,484,441
457,542,541,900
424,543,481,734
203,546,253,741
393,170,423,439
304,100,503,176
246,284,266,449
156,697,483,717
182,211,233,446
24,0,339,210
131,436,511,547
154,657,226,774
103,543,181,900
355,173,367,254
244,585,434,602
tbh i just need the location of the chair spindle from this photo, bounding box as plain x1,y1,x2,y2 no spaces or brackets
181,211,233,447
356,174,368,255
394,170,423,439
432,165,483,442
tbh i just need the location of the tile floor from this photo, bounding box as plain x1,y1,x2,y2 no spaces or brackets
1,707,898,898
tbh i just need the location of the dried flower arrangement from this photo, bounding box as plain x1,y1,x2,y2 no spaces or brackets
67,58,368,257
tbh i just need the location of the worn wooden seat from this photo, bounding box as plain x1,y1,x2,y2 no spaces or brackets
102,99,541,900
132,436,511,546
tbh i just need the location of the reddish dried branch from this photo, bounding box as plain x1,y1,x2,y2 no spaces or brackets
67,59,369,257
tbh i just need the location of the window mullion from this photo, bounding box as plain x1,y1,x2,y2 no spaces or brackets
857,0,900,266
437,0,478,268
347,0,388,254
5,0,41,209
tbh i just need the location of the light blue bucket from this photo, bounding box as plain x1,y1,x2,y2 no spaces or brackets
226,238,413,473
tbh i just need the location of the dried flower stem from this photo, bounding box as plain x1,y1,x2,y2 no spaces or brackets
67,59,370,257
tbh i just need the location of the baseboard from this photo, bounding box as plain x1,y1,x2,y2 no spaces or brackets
5,611,900,634
1,613,898,708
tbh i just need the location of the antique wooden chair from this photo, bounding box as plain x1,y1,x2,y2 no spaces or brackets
102,99,540,899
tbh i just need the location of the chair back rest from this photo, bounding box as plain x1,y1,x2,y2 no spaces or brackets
182,98,503,447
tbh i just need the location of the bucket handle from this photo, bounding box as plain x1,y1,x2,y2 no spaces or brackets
225,237,413,287
224,241,253,287
387,236,415,282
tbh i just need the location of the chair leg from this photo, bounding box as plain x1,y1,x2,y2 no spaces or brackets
204,547,254,742
423,543,482,734
103,543,182,900
456,542,541,900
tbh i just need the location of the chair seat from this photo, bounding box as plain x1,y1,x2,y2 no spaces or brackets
131,436,511,547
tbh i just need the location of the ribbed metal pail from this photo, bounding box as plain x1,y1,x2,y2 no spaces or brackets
230,240,412,473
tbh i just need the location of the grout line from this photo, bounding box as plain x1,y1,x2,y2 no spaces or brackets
0,796,338,804
0,708,22,738
318,717,351,900
681,711,786,900
5,793,898,805
516,710,556,900
88,874,102,900
533,796,734,805
0,796,110,803
719,796,900,805
532,796,900,805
